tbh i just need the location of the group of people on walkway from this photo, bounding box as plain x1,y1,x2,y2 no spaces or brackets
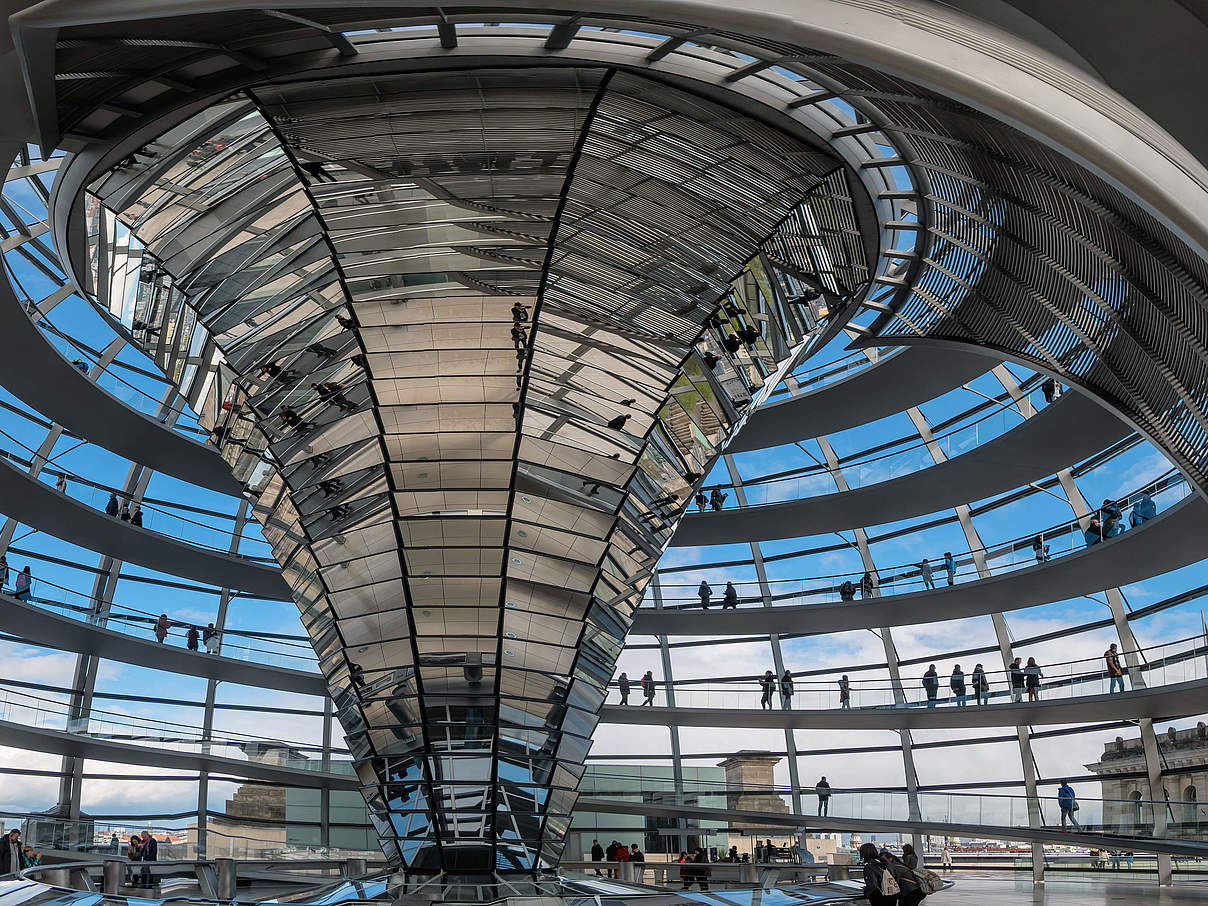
696,580,741,609
759,669,797,709
694,489,728,512
123,830,159,887
153,612,221,654
861,842,933,905
922,663,992,707
0,556,32,601
1085,492,1158,545
616,671,657,706
104,493,143,526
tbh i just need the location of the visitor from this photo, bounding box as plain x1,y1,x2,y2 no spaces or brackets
698,580,713,609
203,623,220,654
816,776,831,816
119,504,131,521
902,842,919,870
1032,534,1050,563
1025,657,1043,701
590,839,604,874
1085,515,1104,546
1010,657,1025,703
139,831,158,889
943,551,955,586
71,358,89,373
941,844,953,870
130,506,142,527
605,840,619,862
1042,377,1058,404
971,664,989,706
691,847,710,890
861,571,877,598
1099,499,1123,537
0,554,7,589
126,835,142,886
13,566,31,601
1130,491,1157,527
512,302,530,323
20,845,41,869
1105,643,1126,693
780,669,794,710
676,851,691,887
629,844,644,863
919,558,935,590
695,491,707,512
618,672,630,706
615,841,629,863
1125,851,1133,870
105,493,119,517
759,670,776,710
186,626,199,652
155,613,169,644
55,474,66,493
0,828,20,876
641,670,656,706
722,581,739,609
709,489,727,512
1058,781,1080,828
727,846,739,863
950,664,966,707
839,579,855,601
859,842,907,905
109,833,119,853
882,850,926,905
839,674,851,709
922,664,939,707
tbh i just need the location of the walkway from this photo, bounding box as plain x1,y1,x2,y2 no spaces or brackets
676,390,1130,545
0,275,240,496
0,592,325,696
639,494,1208,636
0,716,358,790
598,677,1208,730
0,454,290,598
730,347,992,451
575,799,1208,859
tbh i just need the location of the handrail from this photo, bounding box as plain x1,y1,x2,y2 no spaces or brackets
650,469,1187,605
698,384,1039,500
606,636,1208,710
0,684,346,757
0,577,317,669
0,425,272,559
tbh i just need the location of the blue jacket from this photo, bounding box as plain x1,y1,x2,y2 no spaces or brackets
1058,785,1076,809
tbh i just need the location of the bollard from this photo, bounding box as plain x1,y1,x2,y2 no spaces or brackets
103,860,123,895
344,857,368,878
740,862,756,885
619,861,635,884
216,858,237,901
39,868,72,888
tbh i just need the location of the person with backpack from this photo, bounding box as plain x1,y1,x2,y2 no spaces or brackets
838,675,851,709
860,842,907,905
759,670,776,710
722,581,739,609
1105,643,1126,693
839,579,855,601
882,850,927,904
1058,781,1080,828
640,670,656,706
697,580,713,609
779,669,794,709
971,664,989,706
950,665,966,707
922,665,939,707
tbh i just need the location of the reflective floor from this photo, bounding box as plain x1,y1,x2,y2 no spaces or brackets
936,875,1208,902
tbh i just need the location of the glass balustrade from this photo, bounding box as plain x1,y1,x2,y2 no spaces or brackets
654,472,1189,609
608,634,1208,711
